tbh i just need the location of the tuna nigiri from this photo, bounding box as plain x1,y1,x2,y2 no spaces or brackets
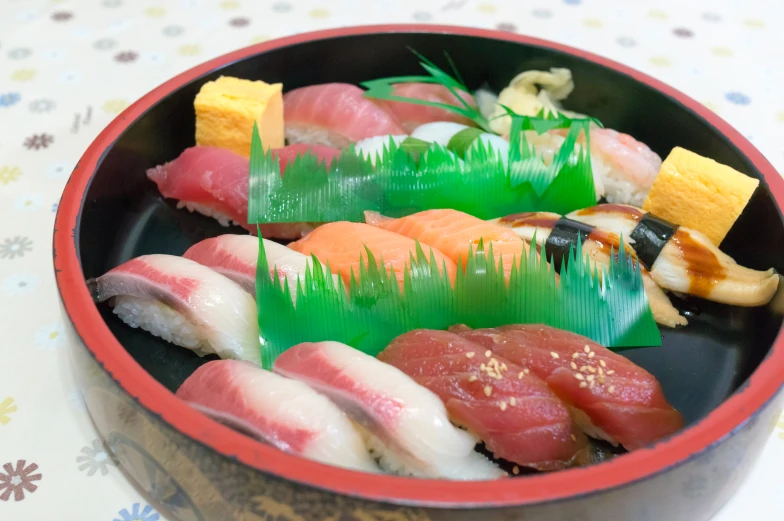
374,83,478,132
450,324,684,450
379,330,588,471
146,145,337,239
274,341,504,479
177,360,378,472
568,204,779,306
288,221,457,289
87,254,261,364
365,209,529,280
492,211,687,328
283,83,406,148
182,234,338,300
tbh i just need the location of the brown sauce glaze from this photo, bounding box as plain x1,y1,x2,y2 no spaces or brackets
575,204,644,221
498,213,558,228
586,228,648,273
670,229,726,297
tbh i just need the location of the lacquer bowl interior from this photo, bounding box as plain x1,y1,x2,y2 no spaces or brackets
59,25,784,509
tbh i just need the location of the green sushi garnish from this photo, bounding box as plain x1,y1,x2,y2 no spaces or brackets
253,231,661,370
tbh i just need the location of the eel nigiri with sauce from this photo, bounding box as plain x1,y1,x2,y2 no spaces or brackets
567,204,779,306
490,211,686,327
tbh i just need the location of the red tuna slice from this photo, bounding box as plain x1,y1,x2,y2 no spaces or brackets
374,83,478,133
283,83,406,148
146,145,338,239
273,143,341,171
183,234,339,300
273,341,504,480
176,359,378,472
378,329,589,471
450,324,684,450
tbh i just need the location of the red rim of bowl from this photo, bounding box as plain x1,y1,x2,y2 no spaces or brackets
54,24,784,508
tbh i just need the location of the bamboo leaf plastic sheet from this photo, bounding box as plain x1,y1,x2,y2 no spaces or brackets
247,113,600,225
254,232,661,370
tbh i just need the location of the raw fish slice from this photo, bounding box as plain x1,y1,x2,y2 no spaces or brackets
450,324,684,450
288,221,457,289
568,204,779,306
283,83,406,148
87,254,261,364
176,360,378,472
375,83,477,133
365,209,529,280
493,212,687,328
182,234,339,300
146,145,336,239
354,134,407,165
274,341,504,480
378,330,588,471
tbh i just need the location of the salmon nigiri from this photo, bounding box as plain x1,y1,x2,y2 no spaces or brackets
379,330,589,471
450,324,684,450
373,83,478,133
288,222,456,289
283,83,406,148
365,209,530,279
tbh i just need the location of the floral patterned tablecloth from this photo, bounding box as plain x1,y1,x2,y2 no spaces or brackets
1,0,783,519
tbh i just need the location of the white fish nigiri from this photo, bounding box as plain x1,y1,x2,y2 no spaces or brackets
183,234,338,301
88,254,260,364
354,135,407,165
274,341,505,480
176,360,379,472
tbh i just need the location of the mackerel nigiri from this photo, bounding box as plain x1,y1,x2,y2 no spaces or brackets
379,330,588,471
365,209,529,280
492,211,687,327
146,145,337,239
182,234,339,300
568,204,779,306
177,360,378,472
288,221,457,289
374,83,478,132
87,254,260,364
274,341,504,479
283,83,406,148
450,324,684,450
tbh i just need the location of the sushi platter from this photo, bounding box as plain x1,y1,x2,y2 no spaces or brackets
54,26,784,521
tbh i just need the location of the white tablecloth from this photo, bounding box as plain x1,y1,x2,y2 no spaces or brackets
1,0,782,519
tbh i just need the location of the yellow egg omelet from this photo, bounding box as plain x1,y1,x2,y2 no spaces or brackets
643,147,759,245
194,76,284,157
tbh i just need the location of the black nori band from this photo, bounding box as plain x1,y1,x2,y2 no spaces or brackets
544,217,595,271
629,213,679,270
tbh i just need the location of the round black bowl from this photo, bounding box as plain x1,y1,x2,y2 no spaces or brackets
55,25,784,521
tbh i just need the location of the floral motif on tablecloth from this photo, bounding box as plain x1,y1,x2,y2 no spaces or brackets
0,236,33,259
0,460,42,502
23,133,54,150
0,93,21,107
77,439,118,476
1,273,39,296
114,503,160,521
0,398,17,426
777,414,784,441
34,323,66,350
